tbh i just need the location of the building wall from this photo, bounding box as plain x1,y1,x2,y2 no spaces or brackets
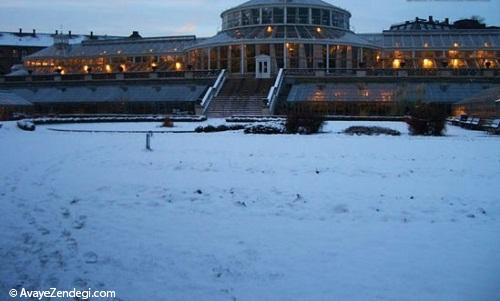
453,101,499,118
0,46,44,74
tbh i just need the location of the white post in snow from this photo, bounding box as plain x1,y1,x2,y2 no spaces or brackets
146,131,153,151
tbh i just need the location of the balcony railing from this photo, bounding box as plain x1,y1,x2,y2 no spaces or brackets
284,68,500,77
0,70,220,84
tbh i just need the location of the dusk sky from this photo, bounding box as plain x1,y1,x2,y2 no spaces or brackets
1,0,499,37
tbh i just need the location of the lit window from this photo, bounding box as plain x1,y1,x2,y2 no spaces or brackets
392,59,401,69
266,26,273,33
316,27,322,33
423,59,434,69
175,62,182,71
453,42,459,48
105,64,112,72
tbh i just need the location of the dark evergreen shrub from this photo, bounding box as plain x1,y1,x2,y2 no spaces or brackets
285,111,325,134
406,103,447,136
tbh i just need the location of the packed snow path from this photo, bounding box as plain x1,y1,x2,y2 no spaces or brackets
0,121,499,301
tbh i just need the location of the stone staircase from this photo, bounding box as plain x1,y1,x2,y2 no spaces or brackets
205,77,273,118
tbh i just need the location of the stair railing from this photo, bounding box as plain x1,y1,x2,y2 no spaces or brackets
201,69,227,114
266,68,285,115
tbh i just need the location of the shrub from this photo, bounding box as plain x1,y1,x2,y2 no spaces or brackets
285,111,325,134
406,103,447,136
343,126,401,136
244,123,285,134
195,124,245,133
162,117,174,128
17,120,36,131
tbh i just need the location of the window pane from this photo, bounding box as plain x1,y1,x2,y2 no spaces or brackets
312,9,321,25
262,7,272,24
251,9,260,24
287,7,297,24
332,12,342,27
228,11,240,28
242,10,251,26
299,8,309,24
273,7,284,23
321,10,331,26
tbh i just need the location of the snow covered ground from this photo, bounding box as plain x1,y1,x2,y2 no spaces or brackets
0,120,499,301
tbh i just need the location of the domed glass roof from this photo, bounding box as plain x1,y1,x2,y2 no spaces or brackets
235,0,335,9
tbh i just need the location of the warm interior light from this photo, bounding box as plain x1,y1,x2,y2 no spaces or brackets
105,64,112,72
60,70,65,75
316,27,322,33
423,58,434,69
120,64,127,72
392,59,401,69
453,42,459,48
175,62,182,71
451,59,460,68
484,60,493,68
266,26,273,33
376,55,381,61
83,65,89,73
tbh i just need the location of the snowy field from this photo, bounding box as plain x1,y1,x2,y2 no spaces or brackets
0,120,499,301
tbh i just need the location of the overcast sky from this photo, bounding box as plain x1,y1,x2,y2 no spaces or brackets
1,0,499,37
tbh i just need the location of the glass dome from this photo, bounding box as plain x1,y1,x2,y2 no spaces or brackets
221,0,351,31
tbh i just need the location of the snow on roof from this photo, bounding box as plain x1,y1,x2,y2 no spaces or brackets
0,32,83,47
27,36,199,59
0,32,123,47
0,91,32,106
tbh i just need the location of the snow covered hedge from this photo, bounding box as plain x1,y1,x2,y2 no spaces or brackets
226,116,285,123
195,124,246,133
244,123,285,134
18,115,206,126
17,120,36,131
343,126,401,136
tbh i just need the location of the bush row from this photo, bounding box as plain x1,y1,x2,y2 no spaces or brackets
343,126,401,136
195,124,246,133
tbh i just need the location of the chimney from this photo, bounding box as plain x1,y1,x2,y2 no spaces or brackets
429,16,434,23
32,29,36,36
56,30,59,35
445,18,449,25
90,31,94,39
69,30,72,38
129,31,142,39
19,28,22,35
